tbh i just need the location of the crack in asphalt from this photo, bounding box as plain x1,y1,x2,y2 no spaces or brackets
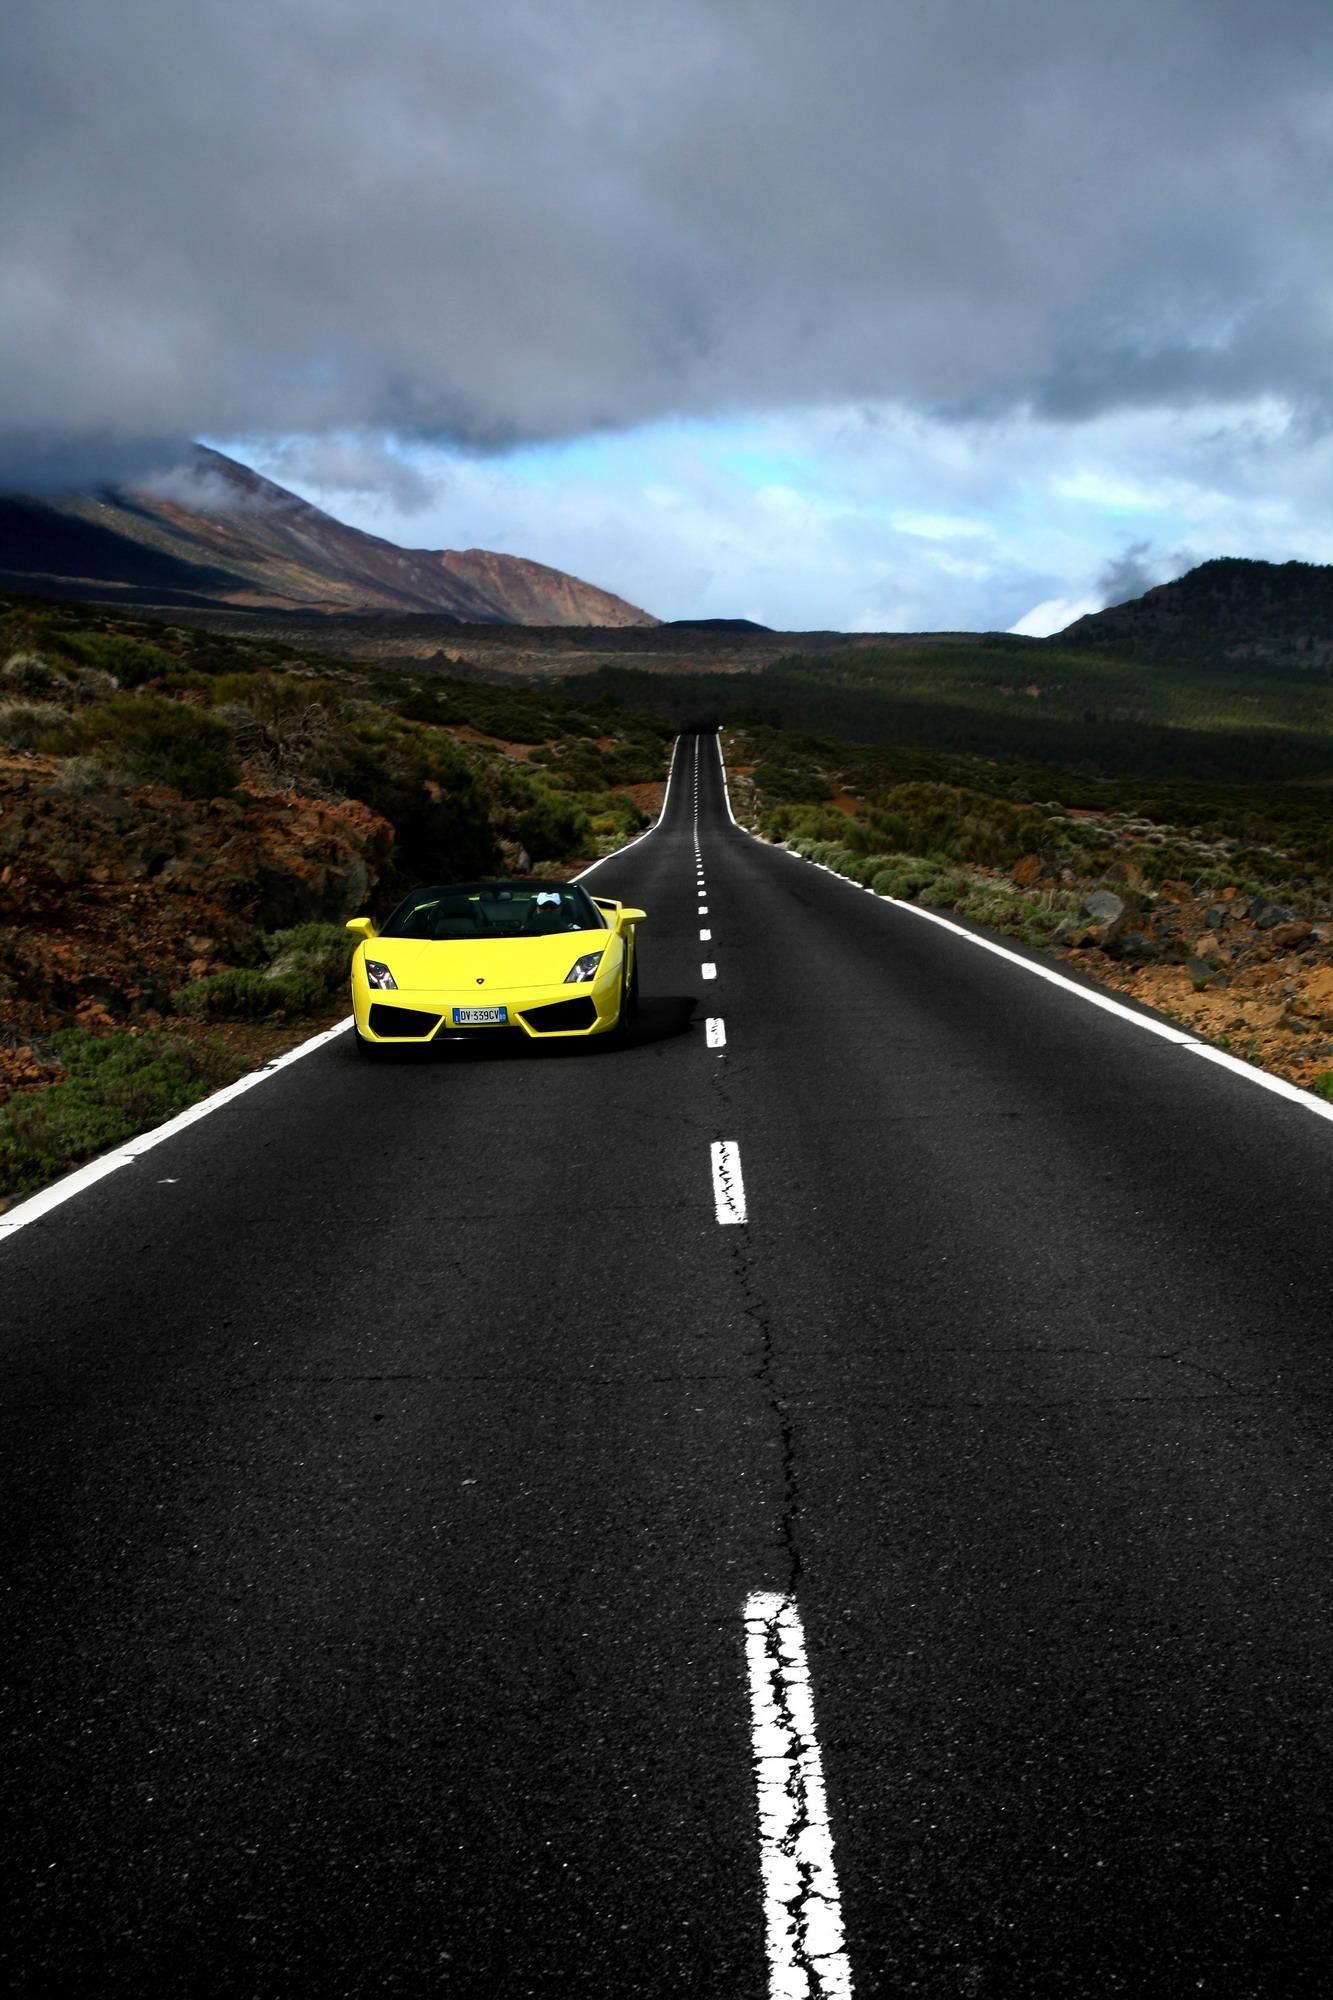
1156,1348,1251,1395
707,1052,804,1592
729,1232,805,1593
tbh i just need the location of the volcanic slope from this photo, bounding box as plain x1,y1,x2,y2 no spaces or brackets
0,445,657,626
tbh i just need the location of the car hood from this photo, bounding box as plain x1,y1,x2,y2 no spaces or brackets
364,930,609,992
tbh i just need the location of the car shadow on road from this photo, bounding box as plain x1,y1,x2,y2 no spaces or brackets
349,995,700,1064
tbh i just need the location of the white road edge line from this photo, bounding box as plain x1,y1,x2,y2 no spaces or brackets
2,734,690,1244
744,1591,854,2000
710,1139,747,1224
0,1017,355,1240
706,1016,727,1049
574,730,683,880
712,733,1333,1126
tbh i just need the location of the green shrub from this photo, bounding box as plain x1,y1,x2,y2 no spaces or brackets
1313,1072,1333,1103
72,695,239,797
397,687,463,726
516,794,591,863
0,1029,239,1202
174,968,327,1020
0,700,72,750
869,857,946,900
324,721,499,888
918,867,981,911
65,631,177,688
753,758,833,804
260,921,358,991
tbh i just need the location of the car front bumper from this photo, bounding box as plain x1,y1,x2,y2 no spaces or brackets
352,974,621,1042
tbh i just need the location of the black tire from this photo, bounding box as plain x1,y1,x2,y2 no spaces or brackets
353,1026,383,1060
611,950,639,1041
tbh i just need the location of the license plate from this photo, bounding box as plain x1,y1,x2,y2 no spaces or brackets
452,1005,508,1025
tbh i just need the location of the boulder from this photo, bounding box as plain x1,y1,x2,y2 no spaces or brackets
1079,889,1127,949
1251,899,1295,930
1115,930,1165,963
1187,955,1227,991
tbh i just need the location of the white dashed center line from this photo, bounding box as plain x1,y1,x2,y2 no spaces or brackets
744,1592,854,1999
700,928,712,942
698,904,709,916
709,1140,747,1224
706,1016,726,1050
702,961,717,980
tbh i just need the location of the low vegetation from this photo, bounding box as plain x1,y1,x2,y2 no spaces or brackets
0,1029,243,1200
174,923,358,1019
723,718,1333,1096
0,593,673,1202
581,627,1333,783
5,574,1331,1200
729,722,1333,915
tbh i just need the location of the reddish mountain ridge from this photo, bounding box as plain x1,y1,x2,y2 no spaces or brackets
0,445,657,627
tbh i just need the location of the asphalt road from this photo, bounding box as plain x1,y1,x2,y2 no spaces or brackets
4,732,1333,1998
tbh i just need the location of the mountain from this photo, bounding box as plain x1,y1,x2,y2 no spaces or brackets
0,445,657,627
1060,558,1333,672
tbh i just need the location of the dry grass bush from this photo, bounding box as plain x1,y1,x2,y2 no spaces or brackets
50,755,109,796
70,695,239,798
0,701,73,750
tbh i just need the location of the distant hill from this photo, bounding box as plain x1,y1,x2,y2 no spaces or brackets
0,445,657,628
1060,558,1333,672
664,617,773,633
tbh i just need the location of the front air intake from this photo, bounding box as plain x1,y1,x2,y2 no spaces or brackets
520,997,599,1033
368,1003,441,1038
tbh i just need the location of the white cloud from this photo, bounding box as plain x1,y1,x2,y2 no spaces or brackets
1053,469,1172,510
1009,596,1102,637
230,387,1333,631
891,511,995,542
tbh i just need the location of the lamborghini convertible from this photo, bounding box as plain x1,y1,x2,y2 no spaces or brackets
345,879,646,1052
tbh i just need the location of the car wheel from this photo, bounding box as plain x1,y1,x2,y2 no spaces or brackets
353,1026,382,1060
611,954,638,1041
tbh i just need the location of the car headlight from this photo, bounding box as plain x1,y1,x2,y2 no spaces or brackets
564,950,604,984
364,958,398,990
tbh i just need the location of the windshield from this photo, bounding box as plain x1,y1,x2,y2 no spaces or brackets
379,881,605,942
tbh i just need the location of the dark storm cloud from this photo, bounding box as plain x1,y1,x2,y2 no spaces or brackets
1,0,1330,481
1095,541,1193,610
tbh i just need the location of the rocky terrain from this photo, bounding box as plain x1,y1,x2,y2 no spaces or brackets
1038,866,1333,1092
0,585,672,1203
0,446,657,626
0,746,392,1099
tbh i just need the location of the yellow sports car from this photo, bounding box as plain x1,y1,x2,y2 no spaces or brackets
345,879,646,1053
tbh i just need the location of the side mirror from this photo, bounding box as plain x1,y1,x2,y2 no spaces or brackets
618,908,647,925
344,916,376,939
